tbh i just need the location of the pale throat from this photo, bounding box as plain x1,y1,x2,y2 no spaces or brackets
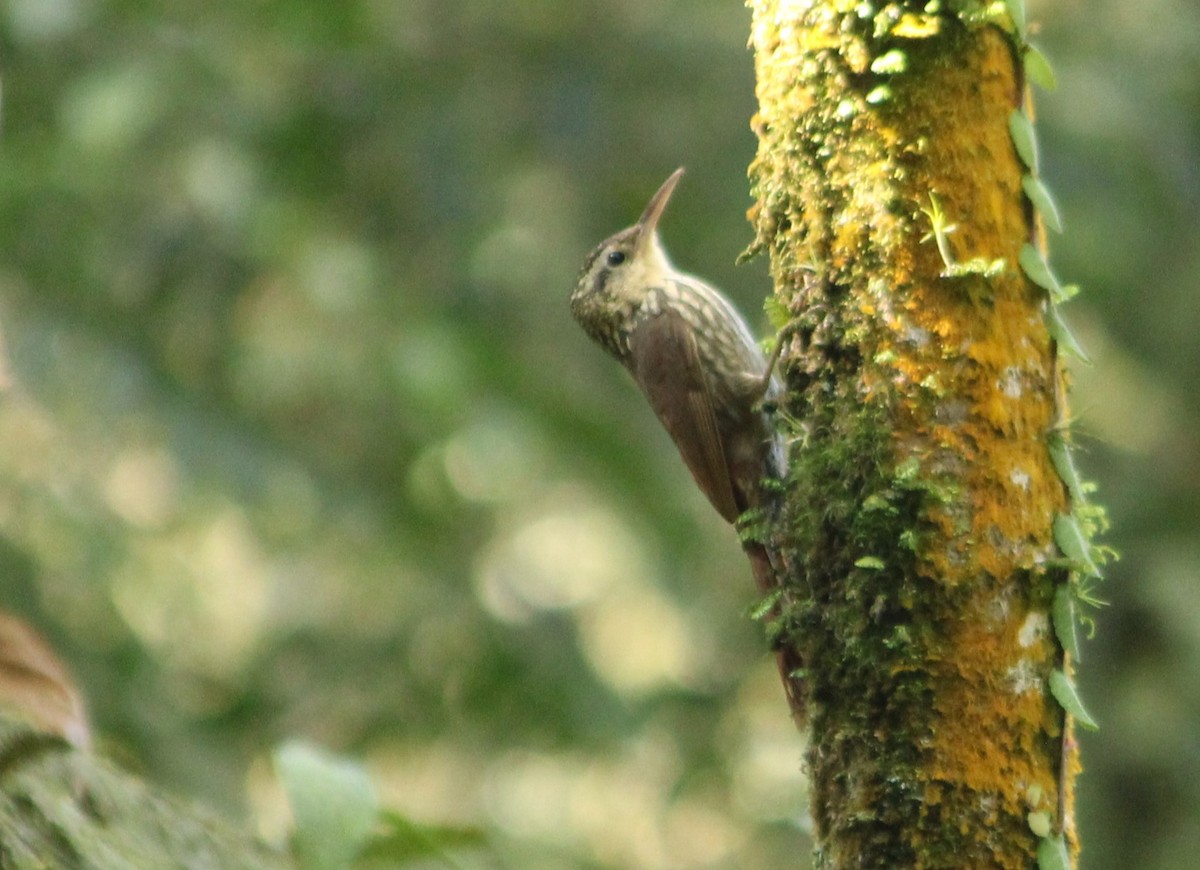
614,236,674,307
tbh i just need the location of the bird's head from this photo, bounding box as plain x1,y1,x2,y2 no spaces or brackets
570,168,684,354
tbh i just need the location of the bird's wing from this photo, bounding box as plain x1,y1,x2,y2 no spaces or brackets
628,307,740,523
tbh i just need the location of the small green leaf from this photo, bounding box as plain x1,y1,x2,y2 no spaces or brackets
1019,244,1062,296
871,49,908,75
1004,0,1028,39
1027,811,1053,838
1023,175,1064,233
855,556,886,570
862,493,895,513
1024,44,1058,91
275,741,380,870
1049,669,1099,730
764,294,790,331
1009,110,1039,172
1045,305,1092,364
865,85,892,105
749,588,783,621
1053,585,1081,661
1047,435,1085,503
895,456,921,482
1054,513,1101,578
1037,834,1072,870
943,256,1007,279
736,506,769,545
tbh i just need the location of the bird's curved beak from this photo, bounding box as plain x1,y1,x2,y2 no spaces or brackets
635,167,684,256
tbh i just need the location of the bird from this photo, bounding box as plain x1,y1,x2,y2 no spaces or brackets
571,169,804,725
570,168,784,527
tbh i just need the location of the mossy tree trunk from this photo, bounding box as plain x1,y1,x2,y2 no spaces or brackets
747,3,1082,867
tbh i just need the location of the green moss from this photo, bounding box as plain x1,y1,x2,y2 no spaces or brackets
769,362,964,725
748,3,1084,863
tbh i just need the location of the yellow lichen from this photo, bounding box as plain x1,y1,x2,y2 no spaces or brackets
749,2,1075,865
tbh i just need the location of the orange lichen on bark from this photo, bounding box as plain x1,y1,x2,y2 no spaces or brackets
750,2,1075,867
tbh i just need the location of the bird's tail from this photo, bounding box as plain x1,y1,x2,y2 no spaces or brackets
744,540,806,730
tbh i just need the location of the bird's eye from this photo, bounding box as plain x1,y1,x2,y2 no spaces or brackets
606,250,626,267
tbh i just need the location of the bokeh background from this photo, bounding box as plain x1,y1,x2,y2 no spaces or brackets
0,1,1192,867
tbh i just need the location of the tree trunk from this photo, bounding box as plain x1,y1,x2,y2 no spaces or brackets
747,4,1086,866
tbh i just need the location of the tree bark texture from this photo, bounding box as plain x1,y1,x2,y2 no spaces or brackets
748,4,1078,867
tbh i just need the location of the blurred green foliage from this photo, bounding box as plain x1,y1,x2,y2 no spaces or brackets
0,1,1193,867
